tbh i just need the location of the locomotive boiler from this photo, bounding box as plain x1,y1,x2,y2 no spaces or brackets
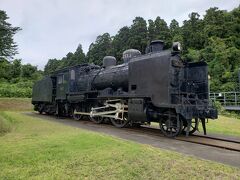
32,40,218,137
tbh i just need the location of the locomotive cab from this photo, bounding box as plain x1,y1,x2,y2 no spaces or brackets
128,40,218,137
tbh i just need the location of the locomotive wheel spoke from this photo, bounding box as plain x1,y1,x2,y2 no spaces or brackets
89,103,106,124
38,104,44,114
182,118,198,135
159,111,183,137
72,108,82,120
110,113,129,128
90,116,104,124
73,113,82,121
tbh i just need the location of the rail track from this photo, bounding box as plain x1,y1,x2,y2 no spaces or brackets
129,126,240,152
36,113,240,152
177,134,240,152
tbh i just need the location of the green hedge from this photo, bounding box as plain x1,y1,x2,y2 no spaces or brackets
0,82,33,98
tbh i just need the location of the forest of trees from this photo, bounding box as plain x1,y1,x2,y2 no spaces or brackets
0,58,43,97
0,6,240,97
0,10,43,97
44,6,240,92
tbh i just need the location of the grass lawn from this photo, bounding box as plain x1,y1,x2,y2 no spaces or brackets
0,98,32,111
150,115,240,138
0,97,240,137
0,111,239,179
205,115,240,137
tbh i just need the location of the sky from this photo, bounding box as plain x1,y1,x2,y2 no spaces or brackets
0,0,239,69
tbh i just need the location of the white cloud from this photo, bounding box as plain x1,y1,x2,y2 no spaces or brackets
0,0,238,69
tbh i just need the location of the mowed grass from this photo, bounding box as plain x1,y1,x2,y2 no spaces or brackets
0,98,32,134
0,98,33,111
151,115,240,138
0,114,11,135
205,115,240,137
0,98,240,137
0,112,240,179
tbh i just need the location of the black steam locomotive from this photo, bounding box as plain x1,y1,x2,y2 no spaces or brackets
32,40,217,137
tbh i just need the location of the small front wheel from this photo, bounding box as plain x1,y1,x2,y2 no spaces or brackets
90,116,104,124
159,111,183,137
182,118,199,135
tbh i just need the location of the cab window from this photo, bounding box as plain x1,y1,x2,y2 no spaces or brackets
57,75,63,84
70,70,75,80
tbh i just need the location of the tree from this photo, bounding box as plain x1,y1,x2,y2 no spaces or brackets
10,59,21,79
44,44,86,74
21,64,37,79
42,6,240,92
111,26,131,61
86,33,112,65
203,7,227,39
62,52,74,67
73,44,86,64
154,16,171,48
0,58,10,80
169,19,182,42
170,19,179,35
128,17,148,53
61,45,86,67
201,37,240,91
44,58,60,75
148,19,156,42
182,12,204,50
0,10,21,59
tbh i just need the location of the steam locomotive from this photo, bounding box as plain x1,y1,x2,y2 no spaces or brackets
32,40,218,137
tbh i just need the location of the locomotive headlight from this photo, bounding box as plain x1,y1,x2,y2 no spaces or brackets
172,42,181,51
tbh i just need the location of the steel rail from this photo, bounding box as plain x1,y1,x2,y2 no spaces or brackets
37,113,240,152
132,126,240,152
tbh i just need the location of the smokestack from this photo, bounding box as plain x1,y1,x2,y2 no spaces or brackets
146,40,164,53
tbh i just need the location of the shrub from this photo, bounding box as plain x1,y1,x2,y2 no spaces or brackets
214,100,225,114
0,82,32,98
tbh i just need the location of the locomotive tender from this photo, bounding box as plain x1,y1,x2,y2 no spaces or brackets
32,40,218,137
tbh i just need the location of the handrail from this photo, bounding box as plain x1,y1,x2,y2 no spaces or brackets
209,92,240,107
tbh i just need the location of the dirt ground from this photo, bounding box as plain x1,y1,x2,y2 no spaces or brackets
25,112,240,167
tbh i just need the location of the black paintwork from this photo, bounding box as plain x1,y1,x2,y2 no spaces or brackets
32,40,218,136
